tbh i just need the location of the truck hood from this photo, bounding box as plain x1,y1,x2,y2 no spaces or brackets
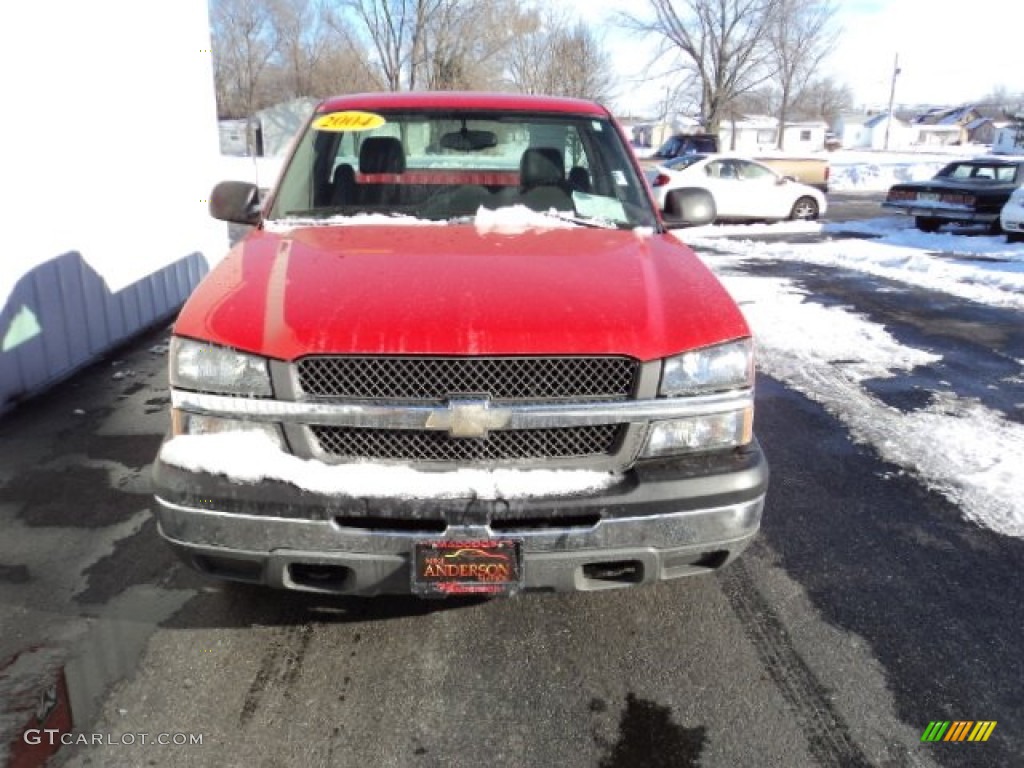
174,224,750,362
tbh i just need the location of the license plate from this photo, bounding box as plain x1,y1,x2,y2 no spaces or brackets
412,539,523,596
918,192,940,202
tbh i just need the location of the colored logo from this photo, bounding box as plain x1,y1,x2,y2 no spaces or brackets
921,721,996,742
442,548,509,561
312,111,386,132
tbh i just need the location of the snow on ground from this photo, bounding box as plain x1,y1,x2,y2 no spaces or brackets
678,220,1024,310
826,147,989,192
676,220,824,238
697,253,1024,539
160,432,618,500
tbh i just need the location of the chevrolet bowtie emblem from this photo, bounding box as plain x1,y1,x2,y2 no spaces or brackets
425,399,511,438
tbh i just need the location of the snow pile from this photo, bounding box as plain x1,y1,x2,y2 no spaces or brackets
160,432,618,500
473,205,576,235
826,148,992,192
678,220,823,238
683,230,1024,310
717,272,1024,538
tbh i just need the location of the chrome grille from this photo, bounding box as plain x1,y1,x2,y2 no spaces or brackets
310,425,623,463
296,356,638,402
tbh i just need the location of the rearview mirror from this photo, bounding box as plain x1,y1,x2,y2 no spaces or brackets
209,180,261,225
440,129,498,152
662,188,716,227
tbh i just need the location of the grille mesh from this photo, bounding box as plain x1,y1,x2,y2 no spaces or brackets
310,424,623,463
296,356,637,402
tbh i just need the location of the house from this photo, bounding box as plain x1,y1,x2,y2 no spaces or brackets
912,105,997,145
963,117,997,145
780,121,828,152
719,116,777,152
718,116,827,152
914,123,962,146
833,112,914,150
993,123,1024,154
834,112,869,148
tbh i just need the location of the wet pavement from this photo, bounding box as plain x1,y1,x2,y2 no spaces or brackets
1,249,1022,767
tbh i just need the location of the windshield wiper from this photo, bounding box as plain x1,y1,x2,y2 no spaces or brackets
284,207,375,218
542,210,622,230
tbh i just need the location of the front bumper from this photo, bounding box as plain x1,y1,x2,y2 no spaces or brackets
153,441,768,596
881,201,999,223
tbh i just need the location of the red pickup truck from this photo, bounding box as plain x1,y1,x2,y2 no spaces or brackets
153,91,768,597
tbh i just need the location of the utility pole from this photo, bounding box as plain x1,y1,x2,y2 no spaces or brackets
883,53,901,151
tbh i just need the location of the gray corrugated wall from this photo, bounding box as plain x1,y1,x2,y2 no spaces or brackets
0,251,208,415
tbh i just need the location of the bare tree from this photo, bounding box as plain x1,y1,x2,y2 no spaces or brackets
346,0,442,91
211,0,277,117
548,22,615,103
768,0,837,148
505,11,614,102
503,8,548,95
267,0,331,99
794,75,853,125
265,0,380,99
624,0,781,133
417,0,526,91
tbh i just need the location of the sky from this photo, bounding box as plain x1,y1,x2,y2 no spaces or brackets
562,0,1023,116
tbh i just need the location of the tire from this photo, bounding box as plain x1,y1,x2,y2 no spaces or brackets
789,196,819,220
915,216,942,232
1008,232,1024,244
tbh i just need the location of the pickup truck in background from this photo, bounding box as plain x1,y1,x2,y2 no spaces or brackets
645,133,830,193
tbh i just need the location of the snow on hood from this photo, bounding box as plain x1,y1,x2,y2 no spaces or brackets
473,205,577,235
264,213,447,232
160,432,619,500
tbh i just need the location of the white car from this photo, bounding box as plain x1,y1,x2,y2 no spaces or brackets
649,154,827,223
1000,186,1024,243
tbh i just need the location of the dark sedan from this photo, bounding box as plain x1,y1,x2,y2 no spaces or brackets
882,157,1024,232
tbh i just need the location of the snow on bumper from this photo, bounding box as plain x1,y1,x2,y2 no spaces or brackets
152,443,768,595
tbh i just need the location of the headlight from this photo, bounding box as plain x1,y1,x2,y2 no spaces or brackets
171,411,285,449
659,339,753,396
641,408,753,458
170,337,272,397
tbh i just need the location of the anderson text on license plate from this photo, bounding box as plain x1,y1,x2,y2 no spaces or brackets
413,539,523,596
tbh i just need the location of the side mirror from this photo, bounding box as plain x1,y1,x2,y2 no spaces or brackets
778,175,795,185
209,181,261,225
662,188,716,227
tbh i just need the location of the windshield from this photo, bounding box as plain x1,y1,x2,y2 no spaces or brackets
936,162,1020,183
268,108,658,229
664,154,707,171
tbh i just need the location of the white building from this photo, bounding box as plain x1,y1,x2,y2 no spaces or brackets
835,113,915,150
992,125,1024,154
0,2,224,414
719,117,827,153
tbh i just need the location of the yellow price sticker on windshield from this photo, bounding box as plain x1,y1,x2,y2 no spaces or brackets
313,111,386,132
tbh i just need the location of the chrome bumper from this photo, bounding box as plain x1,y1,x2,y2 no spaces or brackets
155,493,764,595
